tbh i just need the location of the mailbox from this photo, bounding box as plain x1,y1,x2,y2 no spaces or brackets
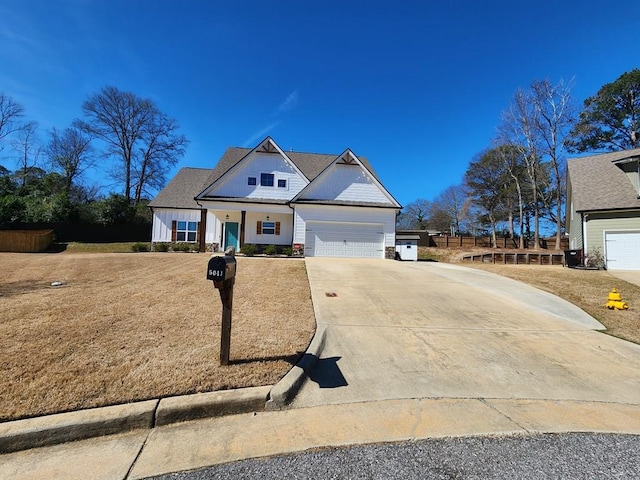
207,255,237,283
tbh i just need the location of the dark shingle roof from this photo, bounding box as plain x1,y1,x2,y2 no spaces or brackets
150,146,380,209
148,167,214,208
568,148,640,212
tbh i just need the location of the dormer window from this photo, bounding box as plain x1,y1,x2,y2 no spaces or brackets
261,173,274,186
248,177,257,185
278,179,287,188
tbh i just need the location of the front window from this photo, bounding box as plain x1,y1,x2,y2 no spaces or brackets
262,221,275,234
261,173,274,186
177,221,197,242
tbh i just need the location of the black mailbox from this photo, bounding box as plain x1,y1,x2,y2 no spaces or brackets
207,255,237,283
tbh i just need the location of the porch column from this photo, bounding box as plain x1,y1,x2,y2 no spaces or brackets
240,210,246,248
199,209,207,252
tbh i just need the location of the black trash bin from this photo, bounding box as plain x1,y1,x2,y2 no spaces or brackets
564,249,582,267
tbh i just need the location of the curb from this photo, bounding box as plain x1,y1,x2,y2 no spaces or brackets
266,324,327,410
0,326,325,454
0,386,273,454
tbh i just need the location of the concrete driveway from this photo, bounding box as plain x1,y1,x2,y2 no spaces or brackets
292,259,640,408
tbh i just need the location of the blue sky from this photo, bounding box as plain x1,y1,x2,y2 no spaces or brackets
1,0,639,207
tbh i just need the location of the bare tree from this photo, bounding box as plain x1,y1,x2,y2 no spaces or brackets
432,184,470,235
493,144,527,248
531,79,574,249
0,93,25,152
498,88,544,248
46,126,95,197
11,121,41,189
400,199,432,229
76,86,188,205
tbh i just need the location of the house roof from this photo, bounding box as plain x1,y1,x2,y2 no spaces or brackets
567,148,640,212
148,167,214,209
151,142,383,209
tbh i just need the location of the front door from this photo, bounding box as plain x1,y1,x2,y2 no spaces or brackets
224,222,239,250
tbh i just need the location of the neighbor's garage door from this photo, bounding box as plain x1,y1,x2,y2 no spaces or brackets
305,222,384,258
605,231,640,270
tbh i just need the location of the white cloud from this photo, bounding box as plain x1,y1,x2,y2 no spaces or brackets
273,89,299,116
242,121,282,147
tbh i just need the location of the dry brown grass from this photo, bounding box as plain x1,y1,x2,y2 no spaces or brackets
419,247,640,345
0,253,315,422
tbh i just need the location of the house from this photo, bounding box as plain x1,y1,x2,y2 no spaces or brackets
148,137,401,258
566,148,640,270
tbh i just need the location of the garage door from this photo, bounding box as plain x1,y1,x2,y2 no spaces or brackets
305,222,384,258
605,231,640,270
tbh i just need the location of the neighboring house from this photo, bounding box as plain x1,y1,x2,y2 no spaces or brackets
149,136,401,258
566,148,640,270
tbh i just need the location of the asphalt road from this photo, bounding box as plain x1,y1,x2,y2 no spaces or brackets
148,433,640,479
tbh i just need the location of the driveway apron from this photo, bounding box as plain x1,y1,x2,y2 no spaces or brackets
292,259,640,408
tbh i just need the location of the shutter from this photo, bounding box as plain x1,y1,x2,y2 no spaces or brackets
171,220,177,242
275,221,281,235
257,221,262,235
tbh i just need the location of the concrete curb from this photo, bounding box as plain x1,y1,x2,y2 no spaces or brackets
155,386,271,426
0,400,158,454
266,324,327,410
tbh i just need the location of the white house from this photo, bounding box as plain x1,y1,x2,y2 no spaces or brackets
149,137,402,258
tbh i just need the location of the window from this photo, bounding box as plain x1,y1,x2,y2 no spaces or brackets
248,177,257,185
262,221,275,234
176,221,198,242
260,173,274,186
278,179,287,188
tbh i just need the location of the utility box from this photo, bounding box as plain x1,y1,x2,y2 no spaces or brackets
395,235,419,261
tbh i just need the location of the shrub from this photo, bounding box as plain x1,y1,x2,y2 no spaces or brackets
154,242,170,252
173,242,194,252
584,248,605,269
264,244,277,256
240,243,257,256
281,247,294,256
131,242,150,252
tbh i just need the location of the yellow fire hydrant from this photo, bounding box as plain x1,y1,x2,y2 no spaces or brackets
605,288,629,310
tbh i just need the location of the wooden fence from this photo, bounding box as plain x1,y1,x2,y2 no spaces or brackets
0,230,54,253
396,231,569,250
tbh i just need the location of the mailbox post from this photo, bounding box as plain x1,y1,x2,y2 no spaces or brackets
207,248,237,366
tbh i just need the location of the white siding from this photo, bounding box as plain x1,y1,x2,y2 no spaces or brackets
151,208,202,242
244,212,294,245
204,152,308,200
297,164,393,204
294,204,396,248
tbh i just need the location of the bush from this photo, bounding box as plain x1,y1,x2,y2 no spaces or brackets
584,248,605,269
131,242,150,252
154,242,170,252
264,244,277,256
281,247,294,256
173,242,193,252
240,243,257,256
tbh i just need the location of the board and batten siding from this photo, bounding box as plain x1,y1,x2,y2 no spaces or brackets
297,165,392,204
204,152,308,201
293,204,397,248
584,211,640,254
243,211,293,245
152,208,212,243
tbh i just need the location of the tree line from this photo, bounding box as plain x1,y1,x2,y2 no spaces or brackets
0,86,188,228
398,68,640,249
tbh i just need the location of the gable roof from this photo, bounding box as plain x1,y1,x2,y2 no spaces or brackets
291,148,401,208
567,148,640,212
150,137,391,209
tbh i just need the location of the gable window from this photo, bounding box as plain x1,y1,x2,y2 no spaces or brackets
261,173,274,186
173,221,198,242
248,176,257,185
278,179,287,188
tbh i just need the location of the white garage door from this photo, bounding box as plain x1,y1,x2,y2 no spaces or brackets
305,222,384,258
605,231,640,270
